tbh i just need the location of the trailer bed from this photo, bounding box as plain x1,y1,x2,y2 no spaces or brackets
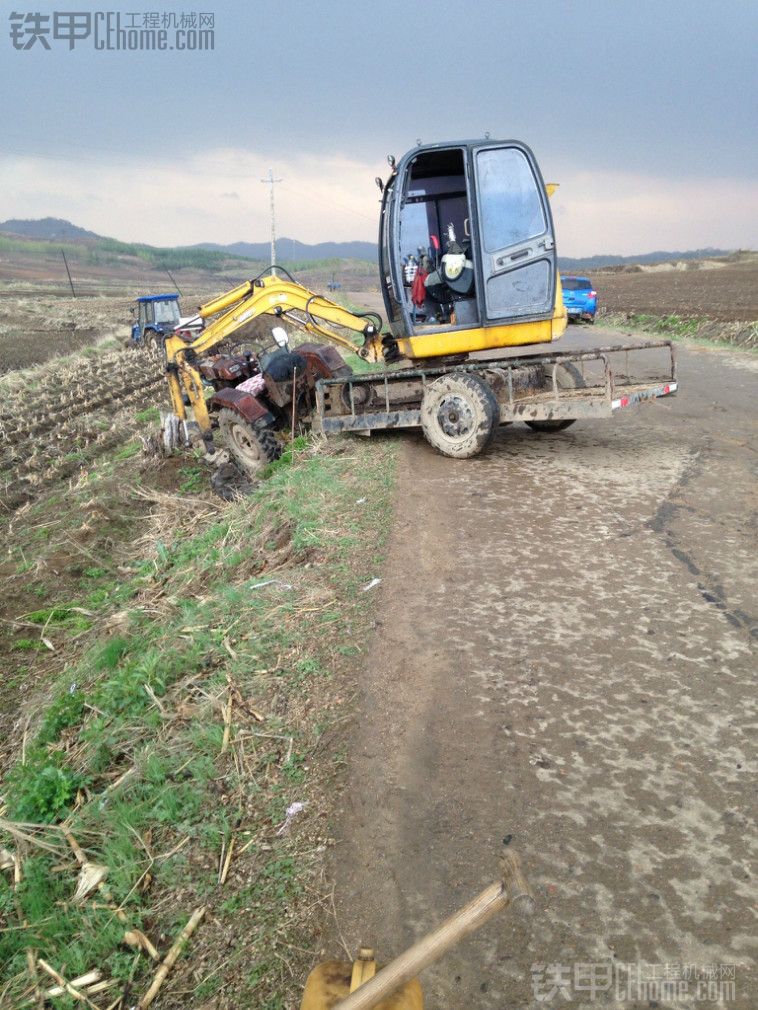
313,340,677,434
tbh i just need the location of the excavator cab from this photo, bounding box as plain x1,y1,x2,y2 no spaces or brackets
379,140,565,360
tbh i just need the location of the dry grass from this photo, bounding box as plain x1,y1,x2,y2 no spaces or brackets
0,431,397,1009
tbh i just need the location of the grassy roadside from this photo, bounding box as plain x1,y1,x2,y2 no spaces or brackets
598,310,758,351
0,434,396,1008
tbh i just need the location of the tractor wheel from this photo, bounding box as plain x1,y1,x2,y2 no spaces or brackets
527,361,585,433
420,374,498,458
217,409,281,476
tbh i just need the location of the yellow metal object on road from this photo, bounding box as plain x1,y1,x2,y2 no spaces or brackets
301,852,532,1010
302,949,423,1010
159,139,573,456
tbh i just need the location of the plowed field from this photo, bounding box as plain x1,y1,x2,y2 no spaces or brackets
593,253,758,322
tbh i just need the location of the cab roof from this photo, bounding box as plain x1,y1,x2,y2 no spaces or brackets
135,293,179,303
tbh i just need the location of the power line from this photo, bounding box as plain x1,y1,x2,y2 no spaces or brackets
279,180,377,224
60,248,76,297
260,168,282,274
1,147,381,230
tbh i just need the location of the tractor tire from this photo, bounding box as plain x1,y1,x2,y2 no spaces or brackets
420,374,498,459
527,361,585,433
217,409,281,476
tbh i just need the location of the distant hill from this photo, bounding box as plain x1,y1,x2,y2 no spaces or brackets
557,248,733,271
195,241,739,270
0,218,377,265
0,218,259,275
193,238,378,263
0,217,101,242
0,219,737,273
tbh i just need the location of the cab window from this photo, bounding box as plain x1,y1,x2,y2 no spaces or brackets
476,148,546,252
154,299,180,324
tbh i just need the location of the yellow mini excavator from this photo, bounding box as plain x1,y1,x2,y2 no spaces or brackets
162,139,677,470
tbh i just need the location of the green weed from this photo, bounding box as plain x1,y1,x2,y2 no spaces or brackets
36,684,86,745
179,464,205,492
7,758,83,822
114,441,141,461
26,605,92,632
11,637,44,652
135,406,161,424
0,437,397,1006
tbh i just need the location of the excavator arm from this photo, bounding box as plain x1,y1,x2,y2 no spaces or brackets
162,272,385,444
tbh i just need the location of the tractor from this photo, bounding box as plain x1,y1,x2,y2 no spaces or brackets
129,293,183,347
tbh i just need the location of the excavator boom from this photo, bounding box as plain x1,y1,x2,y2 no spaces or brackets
163,271,385,441
189,275,384,359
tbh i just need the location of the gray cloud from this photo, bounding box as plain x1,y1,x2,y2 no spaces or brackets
1,0,756,253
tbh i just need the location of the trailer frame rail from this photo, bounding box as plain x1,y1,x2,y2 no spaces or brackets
313,340,676,435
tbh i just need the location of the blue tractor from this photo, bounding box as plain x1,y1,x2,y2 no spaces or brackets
130,293,182,347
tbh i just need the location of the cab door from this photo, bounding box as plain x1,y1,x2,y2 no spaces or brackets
471,142,556,324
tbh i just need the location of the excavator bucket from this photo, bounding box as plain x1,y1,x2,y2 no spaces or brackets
301,950,423,1010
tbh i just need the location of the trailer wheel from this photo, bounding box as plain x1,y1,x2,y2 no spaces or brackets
420,374,498,458
527,362,585,432
217,408,281,475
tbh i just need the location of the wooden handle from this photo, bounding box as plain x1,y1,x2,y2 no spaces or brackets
334,852,533,1010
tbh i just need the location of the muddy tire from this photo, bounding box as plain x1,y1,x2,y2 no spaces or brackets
420,374,497,458
527,361,585,433
217,408,281,475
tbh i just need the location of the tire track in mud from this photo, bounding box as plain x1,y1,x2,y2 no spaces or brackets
647,450,758,639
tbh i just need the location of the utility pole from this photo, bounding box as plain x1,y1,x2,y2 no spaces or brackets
165,268,182,297
60,248,76,297
260,168,282,275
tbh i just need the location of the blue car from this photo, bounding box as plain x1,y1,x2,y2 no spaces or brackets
561,275,597,323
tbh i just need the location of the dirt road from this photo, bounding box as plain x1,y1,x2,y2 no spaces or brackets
331,327,757,1008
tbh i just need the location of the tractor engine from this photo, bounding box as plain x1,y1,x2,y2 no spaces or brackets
197,353,259,391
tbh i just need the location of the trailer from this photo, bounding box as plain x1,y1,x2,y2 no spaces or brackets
311,340,677,457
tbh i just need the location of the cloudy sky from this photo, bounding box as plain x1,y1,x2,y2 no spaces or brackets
1,0,756,256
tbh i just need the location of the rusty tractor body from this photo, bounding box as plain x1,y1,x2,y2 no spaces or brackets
196,341,351,472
